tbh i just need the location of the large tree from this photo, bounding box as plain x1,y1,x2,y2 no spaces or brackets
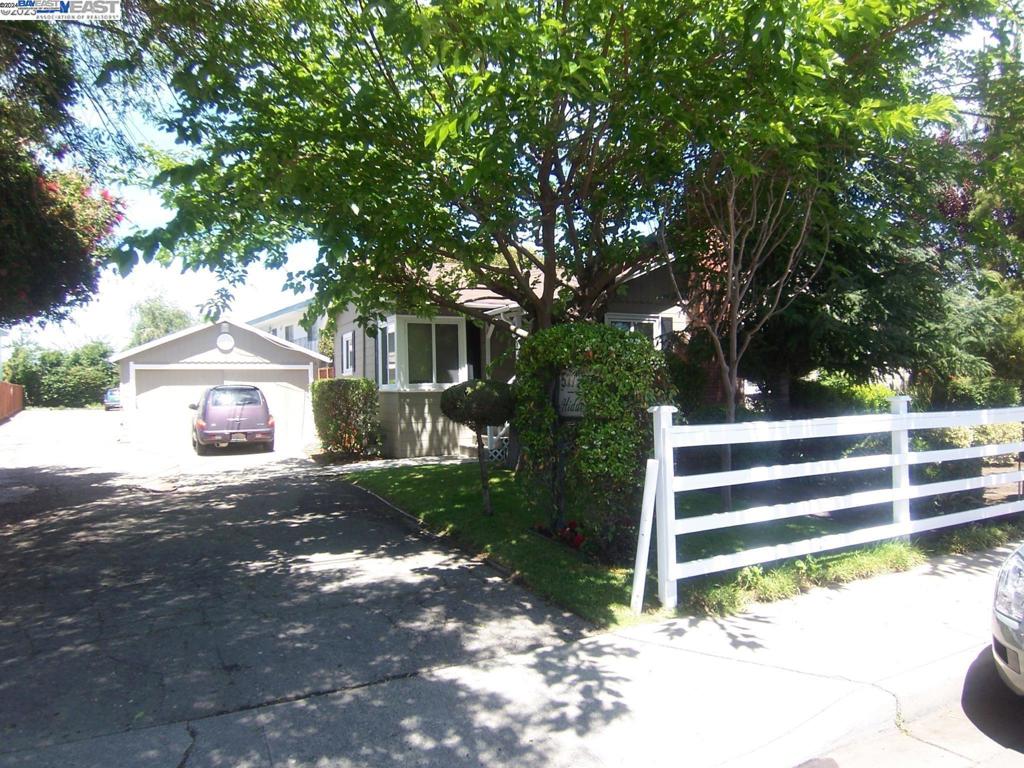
119,0,994,342
127,296,195,347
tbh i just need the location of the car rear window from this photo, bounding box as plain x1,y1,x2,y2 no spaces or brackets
209,388,263,407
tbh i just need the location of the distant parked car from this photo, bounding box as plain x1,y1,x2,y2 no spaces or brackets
993,543,1024,695
190,385,275,455
103,387,121,411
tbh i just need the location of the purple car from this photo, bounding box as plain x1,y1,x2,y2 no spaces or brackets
190,385,275,455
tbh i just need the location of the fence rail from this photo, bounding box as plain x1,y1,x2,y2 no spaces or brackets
0,382,24,421
642,398,1024,610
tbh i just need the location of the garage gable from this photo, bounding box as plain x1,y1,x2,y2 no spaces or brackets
111,321,328,367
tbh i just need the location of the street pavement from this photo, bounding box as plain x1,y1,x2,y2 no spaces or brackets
1,409,1022,767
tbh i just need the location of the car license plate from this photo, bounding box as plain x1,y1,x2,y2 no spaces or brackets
230,433,247,442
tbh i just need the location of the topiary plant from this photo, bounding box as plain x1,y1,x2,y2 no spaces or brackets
441,379,514,516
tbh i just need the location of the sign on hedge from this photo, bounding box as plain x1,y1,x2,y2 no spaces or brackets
557,370,584,418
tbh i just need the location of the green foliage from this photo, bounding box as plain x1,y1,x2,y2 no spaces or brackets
790,372,894,416
2,344,42,404
310,378,382,458
0,23,130,327
440,380,514,432
2,341,117,407
118,0,995,337
664,343,709,416
513,324,672,564
128,296,195,347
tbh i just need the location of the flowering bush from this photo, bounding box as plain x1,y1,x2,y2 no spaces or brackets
0,146,124,325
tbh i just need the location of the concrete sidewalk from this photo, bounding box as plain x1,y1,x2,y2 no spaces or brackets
1,544,1016,768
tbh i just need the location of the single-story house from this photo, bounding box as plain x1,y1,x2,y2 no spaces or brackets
111,320,331,451
332,265,687,458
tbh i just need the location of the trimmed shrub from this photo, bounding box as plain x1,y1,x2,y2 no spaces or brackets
311,378,382,458
513,323,673,564
441,380,514,516
440,380,514,432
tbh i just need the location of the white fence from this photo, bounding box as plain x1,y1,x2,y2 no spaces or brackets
638,398,1024,611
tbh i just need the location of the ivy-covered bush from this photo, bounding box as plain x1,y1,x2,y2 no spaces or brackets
311,378,382,458
513,323,673,564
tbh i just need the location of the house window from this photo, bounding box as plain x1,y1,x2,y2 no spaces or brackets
378,324,397,385
342,331,356,375
377,315,466,390
407,321,460,384
606,313,674,349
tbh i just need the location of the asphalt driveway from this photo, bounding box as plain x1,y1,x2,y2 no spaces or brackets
0,410,585,766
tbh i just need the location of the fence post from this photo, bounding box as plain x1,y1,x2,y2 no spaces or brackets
630,458,660,615
890,395,912,530
650,405,679,610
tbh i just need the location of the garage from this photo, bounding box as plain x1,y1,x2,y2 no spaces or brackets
111,320,330,454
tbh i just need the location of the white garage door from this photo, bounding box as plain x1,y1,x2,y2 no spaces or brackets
131,368,312,452
222,370,310,450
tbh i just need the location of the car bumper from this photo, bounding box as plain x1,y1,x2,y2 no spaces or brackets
993,612,1024,695
196,430,274,446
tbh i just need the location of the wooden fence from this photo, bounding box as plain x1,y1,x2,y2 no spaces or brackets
0,382,24,422
640,398,1024,610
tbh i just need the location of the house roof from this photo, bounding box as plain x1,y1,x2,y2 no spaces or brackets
110,319,331,363
247,298,315,326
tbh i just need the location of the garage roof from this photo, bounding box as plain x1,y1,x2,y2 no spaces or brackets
110,320,331,364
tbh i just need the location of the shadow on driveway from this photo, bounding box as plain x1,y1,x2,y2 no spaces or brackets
0,463,588,760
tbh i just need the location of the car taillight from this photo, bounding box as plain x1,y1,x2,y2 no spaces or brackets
196,418,207,430
267,415,275,428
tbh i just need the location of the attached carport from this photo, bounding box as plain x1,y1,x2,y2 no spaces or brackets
111,320,330,453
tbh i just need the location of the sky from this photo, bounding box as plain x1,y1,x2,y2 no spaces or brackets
4,185,318,353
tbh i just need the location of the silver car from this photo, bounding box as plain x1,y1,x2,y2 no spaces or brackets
993,542,1024,694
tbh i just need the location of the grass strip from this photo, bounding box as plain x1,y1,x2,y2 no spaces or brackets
349,463,1024,628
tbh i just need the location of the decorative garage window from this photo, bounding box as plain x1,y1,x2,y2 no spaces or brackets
342,331,356,375
378,315,467,391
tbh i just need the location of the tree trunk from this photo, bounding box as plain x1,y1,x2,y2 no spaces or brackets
772,372,791,416
720,367,737,512
476,429,493,516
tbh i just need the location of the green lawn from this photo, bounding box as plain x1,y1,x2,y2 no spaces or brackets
350,462,1024,628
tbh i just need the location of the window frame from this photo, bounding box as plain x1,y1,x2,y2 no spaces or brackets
605,312,675,350
377,315,468,392
341,331,356,375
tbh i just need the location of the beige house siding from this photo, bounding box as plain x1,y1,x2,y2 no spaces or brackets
334,307,376,381
329,266,684,458
604,267,687,332
378,390,473,458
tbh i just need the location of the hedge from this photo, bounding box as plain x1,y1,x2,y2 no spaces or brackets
311,378,382,458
